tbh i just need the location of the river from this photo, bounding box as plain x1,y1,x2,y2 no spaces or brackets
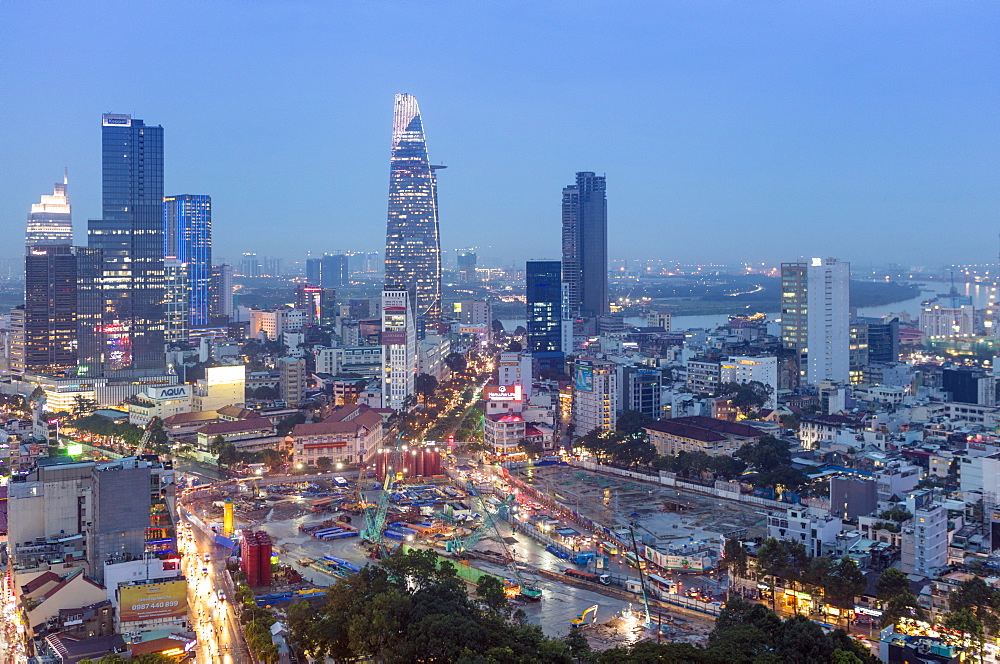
499,280,991,334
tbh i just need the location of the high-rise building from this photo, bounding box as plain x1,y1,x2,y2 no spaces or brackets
619,365,663,419
163,194,211,327
10,246,78,376
306,254,349,288
163,258,189,344
381,286,416,411
240,253,260,277
80,114,166,377
901,489,947,578
295,285,324,325
457,249,477,284
571,358,617,433
278,356,307,406
25,173,72,250
209,264,234,319
561,172,608,319
526,260,563,371
780,258,850,385
384,94,443,327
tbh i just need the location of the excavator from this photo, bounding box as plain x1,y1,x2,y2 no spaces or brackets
570,604,598,626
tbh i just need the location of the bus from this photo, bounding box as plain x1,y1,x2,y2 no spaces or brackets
623,551,646,570
646,573,675,595
599,541,618,556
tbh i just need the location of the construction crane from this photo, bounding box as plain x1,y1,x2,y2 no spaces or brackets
449,480,542,600
129,418,158,457
570,604,599,626
628,525,653,628
359,434,405,558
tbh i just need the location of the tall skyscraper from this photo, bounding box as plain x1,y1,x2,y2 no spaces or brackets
209,264,234,319
164,194,211,327
10,246,78,376
384,94,443,327
25,173,72,250
381,286,416,411
240,253,261,277
306,254,349,288
561,172,608,319
526,260,564,371
81,114,166,377
457,249,477,284
781,258,850,386
163,257,189,344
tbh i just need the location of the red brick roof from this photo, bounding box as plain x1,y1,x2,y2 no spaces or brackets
292,409,382,437
197,417,273,435
644,416,763,442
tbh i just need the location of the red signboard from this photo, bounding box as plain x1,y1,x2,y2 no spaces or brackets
485,384,522,401
382,330,406,345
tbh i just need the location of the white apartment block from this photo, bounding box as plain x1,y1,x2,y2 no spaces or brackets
719,355,777,408
919,304,975,338
781,258,850,385
767,506,843,558
381,288,416,411
572,359,618,433
900,490,948,578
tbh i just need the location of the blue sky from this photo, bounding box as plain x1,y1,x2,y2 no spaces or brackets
0,1,996,268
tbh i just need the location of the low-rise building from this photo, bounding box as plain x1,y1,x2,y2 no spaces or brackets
644,416,763,457
289,404,383,468
766,506,843,558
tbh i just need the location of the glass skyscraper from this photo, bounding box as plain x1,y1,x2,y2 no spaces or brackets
25,173,72,250
384,93,442,327
562,171,608,319
164,194,212,327
81,114,165,376
526,260,564,371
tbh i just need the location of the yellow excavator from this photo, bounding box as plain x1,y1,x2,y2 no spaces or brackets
570,604,598,626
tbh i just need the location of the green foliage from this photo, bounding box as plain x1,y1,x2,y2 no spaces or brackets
720,538,749,578
285,549,572,662
415,373,439,397
878,506,913,523
616,410,653,437
276,412,307,436
719,381,773,415
945,608,985,663
316,456,332,469
736,435,807,489
879,590,926,628
949,576,1000,634
71,414,144,446
444,352,468,374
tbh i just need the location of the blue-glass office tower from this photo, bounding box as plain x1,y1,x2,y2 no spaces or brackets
80,114,165,377
526,260,564,371
385,94,443,327
562,172,608,319
164,195,212,327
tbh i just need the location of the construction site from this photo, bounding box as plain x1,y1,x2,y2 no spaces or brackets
180,456,748,646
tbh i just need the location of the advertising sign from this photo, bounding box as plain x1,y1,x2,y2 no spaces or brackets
382,330,406,345
119,580,188,623
485,385,522,402
643,546,707,572
574,364,594,392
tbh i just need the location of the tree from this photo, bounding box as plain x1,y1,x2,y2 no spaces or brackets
756,538,807,611
444,352,467,374
616,410,653,437
945,608,985,664
262,448,286,473
517,438,544,459
415,373,439,399
276,412,307,437
316,457,332,470
476,574,508,614
251,385,279,400
507,339,523,352
71,395,98,419
208,434,226,455
949,576,1000,634
875,567,910,603
879,590,926,628
217,441,240,467
823,557,867,612
720,538,748,579
564,625,592,663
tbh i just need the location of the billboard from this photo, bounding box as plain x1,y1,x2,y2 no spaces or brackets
205,365,246,385
643,546,708,572
574,364,594,392
382,330,406,345
119,580,188,623
485,384,522,402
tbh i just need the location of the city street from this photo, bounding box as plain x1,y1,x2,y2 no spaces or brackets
178,511,248,663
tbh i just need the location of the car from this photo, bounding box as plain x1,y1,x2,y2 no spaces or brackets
203,552,211,563
201,566,209,575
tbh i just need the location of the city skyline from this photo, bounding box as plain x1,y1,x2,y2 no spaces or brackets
1,2,997,267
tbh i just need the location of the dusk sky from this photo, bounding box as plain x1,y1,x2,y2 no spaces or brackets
1,1,997,268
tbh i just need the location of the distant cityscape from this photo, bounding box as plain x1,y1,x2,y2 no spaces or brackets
1,93,999,664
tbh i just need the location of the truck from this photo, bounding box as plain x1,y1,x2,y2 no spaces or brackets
570,552,596,565
563,568,611,585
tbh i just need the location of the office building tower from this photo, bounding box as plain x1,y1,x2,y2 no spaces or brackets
240,253,261,277
81,114,166,377
571,358,617,433
526,260,564,371
262,256,282,277
561,172,608,319
780,258,850,386
381,286,416,411
163,194,211,327
384,93,443,327
163,258,189,344
457,249,477,284
209,264,234,319
295,285,324,325
14,246,78,375
306,254,349,288
25,173,72,250
619,365,663,419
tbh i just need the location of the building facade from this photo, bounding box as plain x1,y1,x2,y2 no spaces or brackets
381,287,416,410
571,358,617,433
208,263,234,319
25,174,72,249
80,114,166,377
163,194,211,327
16,245,77,375
780,258,850,385
561,172,608,320
384,93,442,327
526,260,564,371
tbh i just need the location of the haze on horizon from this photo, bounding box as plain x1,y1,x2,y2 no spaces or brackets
0,1,996,269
